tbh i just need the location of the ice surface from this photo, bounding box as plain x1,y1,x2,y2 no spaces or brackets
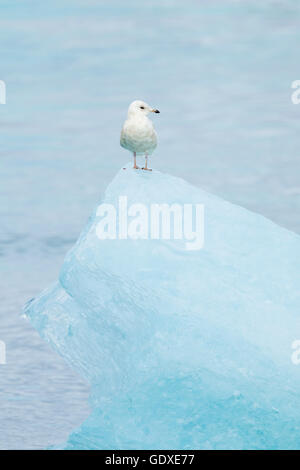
25,165,300,449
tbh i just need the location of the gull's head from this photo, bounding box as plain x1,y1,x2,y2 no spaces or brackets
127,100,160,118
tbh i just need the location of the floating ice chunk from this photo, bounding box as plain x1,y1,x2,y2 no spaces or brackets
25,164,300,449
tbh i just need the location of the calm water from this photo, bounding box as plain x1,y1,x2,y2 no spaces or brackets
1,0,300,449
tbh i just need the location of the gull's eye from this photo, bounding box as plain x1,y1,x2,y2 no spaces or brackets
140,106,145,109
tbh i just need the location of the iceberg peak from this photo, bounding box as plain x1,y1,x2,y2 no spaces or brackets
25,164,300,449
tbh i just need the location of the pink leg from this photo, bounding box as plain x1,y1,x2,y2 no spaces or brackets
133,152,139,169
142,153,152,171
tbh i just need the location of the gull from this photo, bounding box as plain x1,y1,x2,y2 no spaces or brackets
120,100,160,171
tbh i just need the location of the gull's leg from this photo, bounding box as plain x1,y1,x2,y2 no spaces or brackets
142,153,152,171
133,152,140,169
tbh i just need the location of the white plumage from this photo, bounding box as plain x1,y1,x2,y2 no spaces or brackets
120,100,160,171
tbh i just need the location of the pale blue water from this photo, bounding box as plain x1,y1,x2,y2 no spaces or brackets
1,0,300,449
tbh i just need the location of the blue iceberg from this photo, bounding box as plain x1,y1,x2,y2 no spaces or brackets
25,164,300,449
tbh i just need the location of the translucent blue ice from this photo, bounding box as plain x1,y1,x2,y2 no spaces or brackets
25,166,300,449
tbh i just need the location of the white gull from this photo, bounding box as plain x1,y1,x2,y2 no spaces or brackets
120,100,160,171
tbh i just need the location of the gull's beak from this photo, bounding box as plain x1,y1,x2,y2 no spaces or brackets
152,108,160,113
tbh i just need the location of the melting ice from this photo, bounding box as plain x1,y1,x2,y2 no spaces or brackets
25,165,300,449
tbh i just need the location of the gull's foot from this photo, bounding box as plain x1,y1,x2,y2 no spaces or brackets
142,167,152,171
133,165,140,169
